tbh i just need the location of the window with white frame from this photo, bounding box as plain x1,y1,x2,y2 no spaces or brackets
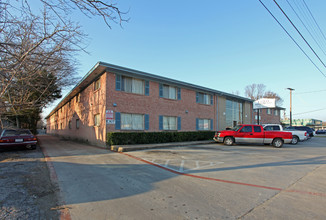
94,78,101,90
94,114,100,126
274,109,278,116
122,76,144,95
121,113,144,130
163,116,177,130
162,85,177,99
198,119,211,130
197,92,211,105
267,109,272,115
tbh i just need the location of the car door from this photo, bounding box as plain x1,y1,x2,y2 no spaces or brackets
235,125,253,143
252,125,264,144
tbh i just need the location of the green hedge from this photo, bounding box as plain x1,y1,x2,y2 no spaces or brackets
107,131,215,145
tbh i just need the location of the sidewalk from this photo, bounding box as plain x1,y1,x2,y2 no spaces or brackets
110,140,215,152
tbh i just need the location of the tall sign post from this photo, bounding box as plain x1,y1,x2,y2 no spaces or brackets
287,88,295,126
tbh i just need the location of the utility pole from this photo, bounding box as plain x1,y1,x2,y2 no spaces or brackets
287,88,295,126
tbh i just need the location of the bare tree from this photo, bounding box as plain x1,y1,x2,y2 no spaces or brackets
0,0,127,129
244,83,283,106
244,83,266,100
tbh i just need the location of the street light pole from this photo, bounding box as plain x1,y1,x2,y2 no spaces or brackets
287,88,295,126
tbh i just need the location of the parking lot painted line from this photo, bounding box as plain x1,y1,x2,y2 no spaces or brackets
140,157,224,173
122,152,326,197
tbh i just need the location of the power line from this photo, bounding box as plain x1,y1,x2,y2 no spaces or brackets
285,0,326,57
293,107,326,115
272,0,326,74
296,89,326,94
302,0,326,44
257,0,326,78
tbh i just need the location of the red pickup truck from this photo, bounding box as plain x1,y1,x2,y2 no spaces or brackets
213,124,292,148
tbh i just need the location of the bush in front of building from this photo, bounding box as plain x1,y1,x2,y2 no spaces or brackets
107,131,215,145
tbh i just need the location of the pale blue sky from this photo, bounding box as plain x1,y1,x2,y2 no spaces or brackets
44,0,326,121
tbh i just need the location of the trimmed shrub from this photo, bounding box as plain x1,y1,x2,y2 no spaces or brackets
107,131,215,145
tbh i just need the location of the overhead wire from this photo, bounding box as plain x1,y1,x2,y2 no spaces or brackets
302,0,326,45
257,0,326,78
285,0,326,57
271,0,326,73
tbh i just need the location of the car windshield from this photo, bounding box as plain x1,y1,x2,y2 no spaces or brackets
3,130,32,137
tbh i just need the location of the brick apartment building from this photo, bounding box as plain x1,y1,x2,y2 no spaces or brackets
254,106,285,125
46,62,253,147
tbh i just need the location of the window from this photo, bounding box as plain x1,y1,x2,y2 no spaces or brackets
161,85,177,99
226,100,243,128
121,113,144,130
267,109,272,114
94,78,100,90
253,126,262,132
68,121,72,129
122,76,144,95
76,119,80,129
240,126,252,133
163,116,177,130
60,123,63,129
274,110,278,116
197,119,211,130
94,114,100,126
196,92,212,105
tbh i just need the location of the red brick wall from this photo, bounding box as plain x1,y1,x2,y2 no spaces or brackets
105,72,216,132
47,73,107,146
254,109,281,124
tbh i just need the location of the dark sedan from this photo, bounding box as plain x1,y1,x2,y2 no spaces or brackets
0,128,37,150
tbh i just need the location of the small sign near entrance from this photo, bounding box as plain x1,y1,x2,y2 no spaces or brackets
106,110,114,120
106,110,115,124
106,119,115,125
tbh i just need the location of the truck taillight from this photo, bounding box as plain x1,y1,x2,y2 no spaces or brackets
305,132,307,136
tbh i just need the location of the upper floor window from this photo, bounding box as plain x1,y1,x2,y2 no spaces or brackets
116,74,149,96
159,84,181,100
123,76,144,94
68,121,72,129
196,92,213,105
274,110,278,116
267,109,272,115
94,78,101,90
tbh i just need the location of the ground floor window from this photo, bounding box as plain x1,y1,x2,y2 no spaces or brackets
226,99,243,128
76,119,80,129
163,116,177,130
197,118,212,130
121,113,144,130
94,114,100,126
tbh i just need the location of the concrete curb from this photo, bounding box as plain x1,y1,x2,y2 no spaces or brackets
110,140,215,152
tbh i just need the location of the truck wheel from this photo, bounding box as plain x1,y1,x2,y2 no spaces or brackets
272,138,283,148
291,136,299,145
224,137,234,146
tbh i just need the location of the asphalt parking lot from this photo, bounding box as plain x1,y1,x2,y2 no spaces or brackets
36,135,326,220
